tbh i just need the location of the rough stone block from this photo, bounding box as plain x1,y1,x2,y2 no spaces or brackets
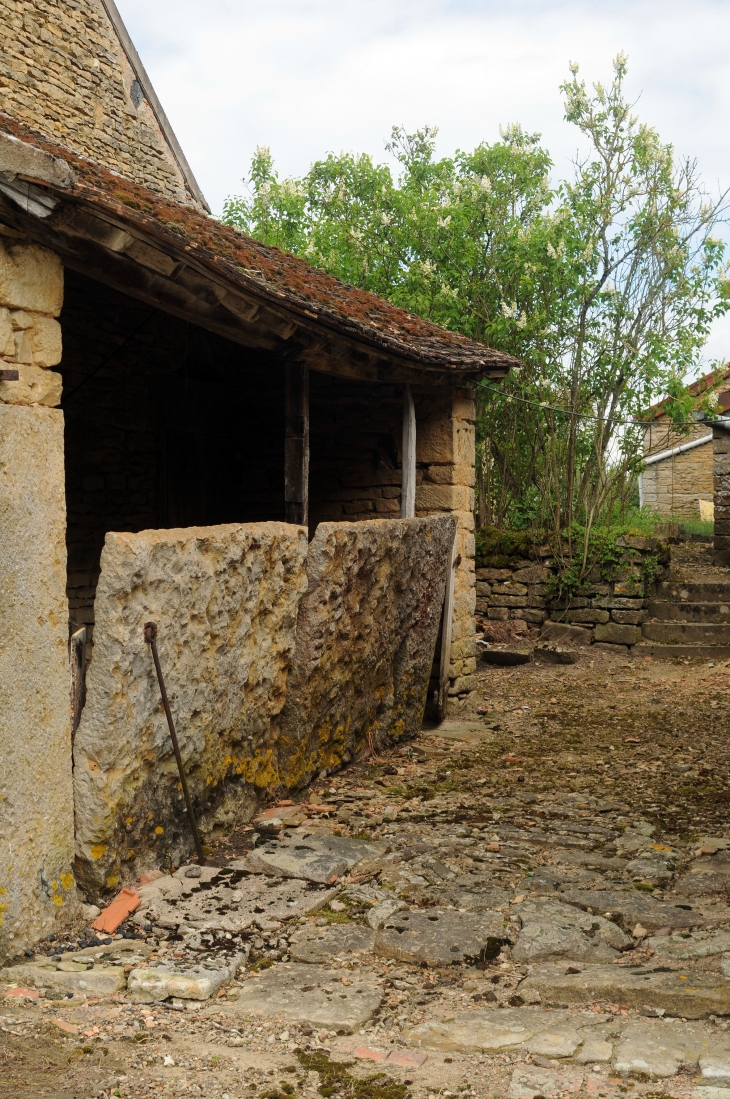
417,418,456,464
521,609,546,624
374,907,511,966
279,516,455,782
0,239,63,315
128,955,242,1002
540,622,592,646
594,622,642,645
558,609,610,625
476,568,513,581
73,522,309,897
27,316,62,367
0,364,62,406
415,484,473,512
0,306,14,357
611,609,647,625
0,405,75,962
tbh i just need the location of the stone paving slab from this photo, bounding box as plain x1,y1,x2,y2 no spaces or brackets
613,1018,730,1079
231,963,382,1032
558,888,705,931
647,929,730,961
1,962,126,996
406,1007,612,1055
512,898,632,964
374,908,512,966
243,834,387,883
519,963,730,1017
136,865,337,931
127,953,243,1002
676,855,730,897
289,923,376,963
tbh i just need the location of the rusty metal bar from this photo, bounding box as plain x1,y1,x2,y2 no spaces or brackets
143,621,205,866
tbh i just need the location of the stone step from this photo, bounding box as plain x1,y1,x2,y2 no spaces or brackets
647,601,730,622
641,621,730,644
657,580,730,601
633,642,730,659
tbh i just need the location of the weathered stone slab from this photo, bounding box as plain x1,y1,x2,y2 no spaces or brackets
0,404,76,961
246,842,348,884
374,908,511,966
612,1019,721,1079
128,954,242,1002
425,875,511,912
1,962,126,996
278,516,456,785
289,923,376,963
232,963,382,1031
73,522,309,896
559,889,701,931
136,865,337,932
0,364,62,406
245,834,387,883
512,899,631,964
367,897,408,930
519,963,730,1018
0,238,63,315
406,1007,611,1055
676,854,730,897
647,929,730,961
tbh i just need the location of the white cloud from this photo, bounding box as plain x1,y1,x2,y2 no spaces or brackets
116,0,730,362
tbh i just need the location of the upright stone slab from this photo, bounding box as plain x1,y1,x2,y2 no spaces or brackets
73,522,308,897
0,404,75,961
278,516,455,786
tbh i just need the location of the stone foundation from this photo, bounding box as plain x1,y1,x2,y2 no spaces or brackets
714,426,730,566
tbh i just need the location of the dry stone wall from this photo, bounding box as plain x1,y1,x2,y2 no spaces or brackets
476,535,667,650
0,0,193,205
278,516,456,788
73,522,309,897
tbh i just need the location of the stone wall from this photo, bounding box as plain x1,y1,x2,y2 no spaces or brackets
0,404,77,959
0,234,63,403
713,426,730,565
641,421,714,520
476,535,667,650
278,515,456,787
74,517,453,897
0,0,193,205
73,523,309,897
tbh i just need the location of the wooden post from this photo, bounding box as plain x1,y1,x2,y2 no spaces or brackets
285,363,309,527
437,535,457,721
401,384,416,519
70,626,87,742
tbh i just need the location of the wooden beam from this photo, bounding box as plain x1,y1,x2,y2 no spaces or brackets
285,363,310,527
401,384,416,519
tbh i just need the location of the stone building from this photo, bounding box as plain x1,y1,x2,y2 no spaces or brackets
0,2,516,954
640,368,730,521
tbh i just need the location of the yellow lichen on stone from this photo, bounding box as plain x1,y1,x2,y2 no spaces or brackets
90,844,107,860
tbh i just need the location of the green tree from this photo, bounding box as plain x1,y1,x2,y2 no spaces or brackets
223,57,729,572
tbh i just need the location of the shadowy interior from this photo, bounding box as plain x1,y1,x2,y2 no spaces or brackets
59,270,404,639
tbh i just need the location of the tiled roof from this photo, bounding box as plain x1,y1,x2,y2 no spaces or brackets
646,365,730,420
0,114,519,377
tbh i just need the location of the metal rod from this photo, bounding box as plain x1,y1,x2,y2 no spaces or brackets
144,621,205,866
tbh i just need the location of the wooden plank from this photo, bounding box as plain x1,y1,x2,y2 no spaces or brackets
401,384,416,519
285,363,310,527
70,627,87,742
437,535,458,721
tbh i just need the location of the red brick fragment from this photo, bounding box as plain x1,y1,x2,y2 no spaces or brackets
91,887,141,933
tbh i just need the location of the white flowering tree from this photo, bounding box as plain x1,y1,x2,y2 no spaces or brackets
223,57,729,562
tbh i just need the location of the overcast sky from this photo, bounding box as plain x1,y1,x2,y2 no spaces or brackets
116,0,730,365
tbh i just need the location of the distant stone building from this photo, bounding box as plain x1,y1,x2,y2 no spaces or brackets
0,2,517,955
640,368,730,520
